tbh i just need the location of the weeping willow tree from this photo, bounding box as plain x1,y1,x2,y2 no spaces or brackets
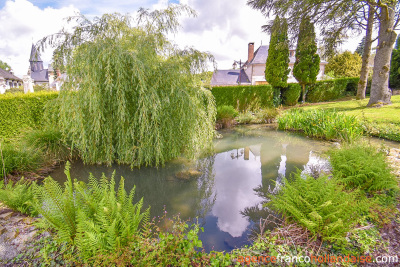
39,5,216,166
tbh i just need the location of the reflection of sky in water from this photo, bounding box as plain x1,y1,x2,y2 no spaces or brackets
211,149,264,237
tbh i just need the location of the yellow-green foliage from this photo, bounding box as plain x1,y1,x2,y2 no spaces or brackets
211,85,274,112
269,173,363,243
306,78,358,102
0,92,58,139
325,51,362,78
329,143,398,193
32,163,150,260
281,83,301,106
0,179,37,216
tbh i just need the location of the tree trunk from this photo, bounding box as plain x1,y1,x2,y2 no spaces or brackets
302,84,306,103
356,5,374,100
367,2,398,106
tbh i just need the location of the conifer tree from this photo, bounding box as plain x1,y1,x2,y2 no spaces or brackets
265,16,290,88
355,37,366,56
389,36,400,89
293,17,320,103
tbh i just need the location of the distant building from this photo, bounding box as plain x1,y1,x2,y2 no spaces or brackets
29,44,50,85
211,42,328,86
0,67,22,93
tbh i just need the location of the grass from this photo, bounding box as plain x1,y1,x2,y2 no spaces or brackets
291,95,400,142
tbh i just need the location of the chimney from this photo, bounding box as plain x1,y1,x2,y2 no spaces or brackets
248,42,255,62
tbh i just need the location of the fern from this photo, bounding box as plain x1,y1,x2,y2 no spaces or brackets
0,178,38,216
329,143,398,193
33,162,150,261
268,172,365,243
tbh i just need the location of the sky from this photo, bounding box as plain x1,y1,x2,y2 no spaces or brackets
0,0,366,78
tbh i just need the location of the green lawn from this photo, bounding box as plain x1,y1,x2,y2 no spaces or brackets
299,95,400,125
289,95,400,142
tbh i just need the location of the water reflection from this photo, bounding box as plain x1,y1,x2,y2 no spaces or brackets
49,125,334,252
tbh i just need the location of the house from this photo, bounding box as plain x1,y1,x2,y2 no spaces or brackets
211,42,328,86
29,44,52,85
0,67,23,94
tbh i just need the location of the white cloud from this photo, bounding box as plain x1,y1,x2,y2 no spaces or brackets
0,0,78,77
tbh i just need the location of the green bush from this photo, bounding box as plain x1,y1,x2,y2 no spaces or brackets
329,143,398,193
216,105,238,121
281,84,301,106
211,85,274,112
0,179,37,216
345,77,360,95
254,108,279,123
0,92,59,139
268,173,363,244
306,78,353,102
277,109,363,142
0,142,41,178
235,111,254,124
32,163,150,260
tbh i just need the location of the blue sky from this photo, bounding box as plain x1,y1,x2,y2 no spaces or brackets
0,0,363,77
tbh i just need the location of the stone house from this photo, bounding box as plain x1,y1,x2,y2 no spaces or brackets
0,67,22,94
211,42,327,86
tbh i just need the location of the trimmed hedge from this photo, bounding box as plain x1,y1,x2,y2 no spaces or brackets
211,85,274,111
0,92,59,139
306,78,359,103
282,83,302,106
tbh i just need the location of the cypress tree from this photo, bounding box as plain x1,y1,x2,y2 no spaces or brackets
293,17,320,103
265,16,290,88
389,36,400,89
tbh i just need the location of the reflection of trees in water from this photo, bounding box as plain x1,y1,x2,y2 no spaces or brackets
192,155,217,222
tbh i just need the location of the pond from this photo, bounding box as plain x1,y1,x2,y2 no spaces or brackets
50,125,394,252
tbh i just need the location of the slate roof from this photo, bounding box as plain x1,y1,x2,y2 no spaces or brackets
31,69,49,82
210,69,251,86
0,67,22,81
29,44,42,62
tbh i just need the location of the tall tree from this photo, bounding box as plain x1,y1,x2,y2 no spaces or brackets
356,5,375,99
247,0,400,107
355,37,366,56
389,36,400,89
37,6,216,166
265,16,290,88
293,17,320,103
0,60,10,70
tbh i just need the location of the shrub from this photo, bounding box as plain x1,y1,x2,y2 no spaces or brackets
329,143,398,193
281,84,301,106
306,78,352,102
254,108,279,123
0,142,41,178
211,85,274,112
216,105,238,121
0,179,38,216
235,111,254,124
345,77,360,95
0,92,59,139
268,173,363,244
277,109,363,142
32,163,150,260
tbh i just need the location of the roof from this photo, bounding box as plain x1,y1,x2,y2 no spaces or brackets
0,67,22,81
249,45,269,64
210,69,251,86
29,44,43,62
31,69,49,82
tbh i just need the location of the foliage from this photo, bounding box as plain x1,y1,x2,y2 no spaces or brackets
235,109,279,124
0,179,38,216
0,141,41,179
389,36,400,89
0,92,58,139
361,121,400,142
39,7,216,167
268,173,363,244
32,163,150,261
325,51,362,78
329,143,398,193
22,128,71,161
281,83,301,106
355,37,366,56
306,78,354,102
265,16,290,88
277,109,363,142
0,60,11,70
235,111,254,124
293,17,320,102
216,105,238,128
211,85,274,111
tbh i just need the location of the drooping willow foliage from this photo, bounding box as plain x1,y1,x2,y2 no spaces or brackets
39,5,216,166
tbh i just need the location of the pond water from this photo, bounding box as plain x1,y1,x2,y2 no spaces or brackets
49,125,396,252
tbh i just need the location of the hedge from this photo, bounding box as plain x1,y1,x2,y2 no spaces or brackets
281,83,302,106
211,85,274,111
306,78,359,103
0,92,59,139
